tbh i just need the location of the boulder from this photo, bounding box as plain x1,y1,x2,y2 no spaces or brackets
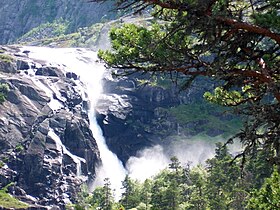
96,75,181,163
17,59,30,70
35,66,63,77
66,72,78,80
0,58,16,73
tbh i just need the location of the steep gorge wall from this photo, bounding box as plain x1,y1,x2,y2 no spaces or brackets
0,0,114,44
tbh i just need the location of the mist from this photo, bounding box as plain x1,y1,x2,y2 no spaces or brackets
126,145,170,182
126,138,221,182
166,140,216,167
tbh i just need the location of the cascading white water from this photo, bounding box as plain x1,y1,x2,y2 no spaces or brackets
24,47,126,198
20,46,218,203
48,129,86,177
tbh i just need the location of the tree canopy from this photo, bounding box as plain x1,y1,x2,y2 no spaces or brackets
75,147,276,209
93,0,280,167
248,167,280,210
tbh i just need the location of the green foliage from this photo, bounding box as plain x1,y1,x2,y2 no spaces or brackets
1,156,9,164
254,10,280,31
74,145,279,209
89,187,108,209
168,101,242,137
252,0,280,32
120,176,141,209
99,24,143,65
204,85,259,106
136,75,172,89
245,148,274,189
15,144,24,152
73,184,90,209
150,157,191,210
86,3,280,208
86,178,114,210
0,161,4,168
0,83,9,103
18,19,69,43
98,23,179,70
137,179,152,210
0,54,14,64
188,165,209,210
0,184,29,209
96,0,280,162
204,87,243,106
17,22,103,48
205,143,247,210
247,167,280,210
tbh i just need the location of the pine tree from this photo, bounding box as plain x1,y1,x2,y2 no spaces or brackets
188,165,209,210
120,175,141,209
138,179,152,210
247,167,280,210
206,143,243,210
150,157,190,210
89,178,114,210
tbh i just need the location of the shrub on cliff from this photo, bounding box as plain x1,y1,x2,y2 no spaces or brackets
0,83,9,103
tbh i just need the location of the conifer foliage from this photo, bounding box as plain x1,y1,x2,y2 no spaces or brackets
92,0,280,168
75,145,276,209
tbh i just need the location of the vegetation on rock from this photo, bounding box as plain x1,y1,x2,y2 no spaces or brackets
17,21,104,48
0,83,9,103
0,54,14,64
168,102,242,137
17,19,70,43
0,184,29,209
0,0,115,44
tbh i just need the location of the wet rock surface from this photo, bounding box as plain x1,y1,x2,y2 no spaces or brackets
0,46,100,208
96,74,185,163
96,73,232,164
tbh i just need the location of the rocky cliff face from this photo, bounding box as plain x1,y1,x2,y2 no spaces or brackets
0,46,100,208
0,0,114,44
96,72,238,164
96,73,197,163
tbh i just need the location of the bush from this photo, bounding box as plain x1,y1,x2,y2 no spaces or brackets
0,83,9,103
0,54,14,63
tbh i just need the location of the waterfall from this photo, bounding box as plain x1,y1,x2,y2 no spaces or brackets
48,129,85,177
25,47,126,198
